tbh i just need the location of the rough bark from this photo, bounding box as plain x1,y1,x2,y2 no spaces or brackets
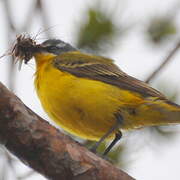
0,82,135,180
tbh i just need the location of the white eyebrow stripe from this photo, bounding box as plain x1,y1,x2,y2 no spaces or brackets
56,43,66,48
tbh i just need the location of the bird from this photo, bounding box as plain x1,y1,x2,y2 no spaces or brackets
12,36,180,155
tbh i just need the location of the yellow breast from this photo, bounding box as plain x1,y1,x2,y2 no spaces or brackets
34,53,144,141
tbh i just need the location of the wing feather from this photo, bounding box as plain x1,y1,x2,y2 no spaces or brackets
53,52,166,99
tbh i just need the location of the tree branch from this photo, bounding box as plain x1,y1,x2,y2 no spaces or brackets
0,82,134,180
145,40,180,83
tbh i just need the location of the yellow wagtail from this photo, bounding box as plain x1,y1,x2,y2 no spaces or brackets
12,35,180,155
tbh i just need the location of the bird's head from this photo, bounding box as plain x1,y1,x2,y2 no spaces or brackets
12,35,77,68
40,39,76,55
33,39,77,66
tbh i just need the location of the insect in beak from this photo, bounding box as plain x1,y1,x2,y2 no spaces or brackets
11,34,41,70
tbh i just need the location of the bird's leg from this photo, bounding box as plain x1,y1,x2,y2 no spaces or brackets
103,131,122,156
90,115,123,154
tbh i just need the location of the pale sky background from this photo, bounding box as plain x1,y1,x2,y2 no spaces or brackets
1,0,180,179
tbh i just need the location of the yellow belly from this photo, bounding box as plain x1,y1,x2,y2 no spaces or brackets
34,61,144,141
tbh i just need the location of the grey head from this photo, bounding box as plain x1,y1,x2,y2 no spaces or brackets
41,39,77,55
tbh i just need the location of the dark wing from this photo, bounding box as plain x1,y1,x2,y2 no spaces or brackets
53,52,166,99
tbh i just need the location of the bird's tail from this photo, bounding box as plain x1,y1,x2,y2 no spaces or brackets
131,99,180,129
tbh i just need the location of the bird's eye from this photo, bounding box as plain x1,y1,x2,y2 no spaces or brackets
47,46,59,52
